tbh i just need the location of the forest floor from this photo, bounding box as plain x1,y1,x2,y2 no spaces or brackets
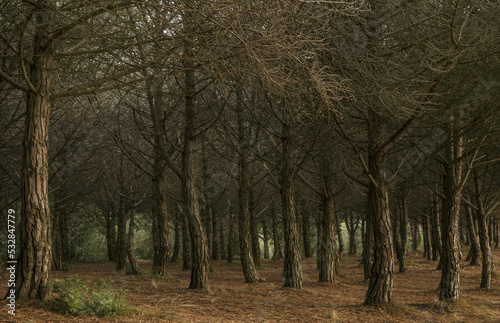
1,248,500,322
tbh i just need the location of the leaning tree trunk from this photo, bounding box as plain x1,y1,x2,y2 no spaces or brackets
439,110,463,302
280,112,302,289
473,170,494,289
236,88,261,283
364,108,394,305
318,161,338,283
14,1,55,300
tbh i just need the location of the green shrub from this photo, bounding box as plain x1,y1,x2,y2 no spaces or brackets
45,275,129,317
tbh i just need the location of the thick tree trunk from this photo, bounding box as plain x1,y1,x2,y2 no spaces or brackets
473,171,494,289
364,108,393,305
465,204,480,265
15,1,55,300
280,114,302,289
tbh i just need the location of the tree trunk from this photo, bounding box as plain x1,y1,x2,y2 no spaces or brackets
398,198,408,273
302,210,313,258
263,217,270,259
272,211,282,260
318,161,338,283
346,213,359,255
364,108,394,305
335,208,344,257
212,210,220,260
105,208,116,262
227,210,235,263
473,170,494,289
236,88,261,283
15,1,55,300
182,208,192,270
431,193,442,263
183,60,209,289
280,112,302,289
127,209,139,275
116,197,127,270
465,204,480,265
219,216,226,260
170,213,181,263
249,191,261,268
423,213,432,261
439,110,463,302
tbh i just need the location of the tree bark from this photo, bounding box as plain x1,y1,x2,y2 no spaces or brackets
212,209,220,260
398,198,408,273
280,111,302,289
272,211,282,260
465,204,480,265
15,0,55,300
335,208,344,257
127,208,139,275
318,161,338,283
473,170,494,289
105,208,116,262
116,197,127,270
364,108,394,305
431,193,442,262
170,212,181,263
263,217,271,259
439,110,463,302
302,210,313,258
249,191,261,268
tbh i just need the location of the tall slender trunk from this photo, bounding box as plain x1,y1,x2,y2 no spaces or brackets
473,170,494,289
249,191,261,268
465,204,480,265
116,197,127,270
431,193,442,263
272,211,282,260
346,213,359,255
182,207,192,270
219,216,226,260
398,197,408,273
183,61,209,289
237,88,261,283
105,208,116,262
212,210,220,260
335,209,344,257
281,111,302,289
227,210,235,263
170,213,181,263
15,1,55,300
263,217,270,259
302,210,313,258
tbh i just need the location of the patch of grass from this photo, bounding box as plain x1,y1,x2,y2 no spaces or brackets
44,275,129,317
256,264,272,270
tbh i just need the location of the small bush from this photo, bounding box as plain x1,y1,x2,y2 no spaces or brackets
44,275,129,317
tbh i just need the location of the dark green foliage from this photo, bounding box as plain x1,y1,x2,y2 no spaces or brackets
44,275,129,317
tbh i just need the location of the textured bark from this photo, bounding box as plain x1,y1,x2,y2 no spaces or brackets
465,205,480,265
423,214,433,261
183,60,209,289
473,171,494,289
411,220,420,251
346,213,359,255
227,210,235,263
219,217,226,260
318,162,338,283
361,212,373,280
15,1,55,300
281,114,302,289
182,208,192,270
364,108,394,305
439,111,463,302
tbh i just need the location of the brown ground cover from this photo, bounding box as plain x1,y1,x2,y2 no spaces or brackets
1,248,499,322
